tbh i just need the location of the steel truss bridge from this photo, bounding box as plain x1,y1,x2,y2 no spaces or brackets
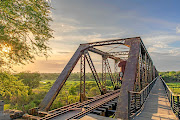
10,37,179,120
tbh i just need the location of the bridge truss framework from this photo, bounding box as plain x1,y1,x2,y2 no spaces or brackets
38,37,158,120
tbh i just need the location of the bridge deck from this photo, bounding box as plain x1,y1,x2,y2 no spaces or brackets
134,78,178,120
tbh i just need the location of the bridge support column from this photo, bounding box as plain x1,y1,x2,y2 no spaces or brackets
102,56,107,93
115,38,141,120
114,60,120,88
80,52,87,102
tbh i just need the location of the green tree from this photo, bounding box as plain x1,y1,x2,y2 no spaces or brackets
68,86,76,95
88,87,100,97
0,0,53,70
17,72,41,88
0,72,29,104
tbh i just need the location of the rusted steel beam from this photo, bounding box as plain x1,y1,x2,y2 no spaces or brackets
102,56,107,93
80,51,86,102
88,47,120,60
81,37,140,47
114,60,120,88
39,44,89,111
115,37,141,120
85,52,104,94
109,51,129,56
106,59,116,89
140,40,153,65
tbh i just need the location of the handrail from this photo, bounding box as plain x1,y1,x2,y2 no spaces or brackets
160,77,180,119
128,77,158,119
129,76,158,94
160,77,180,96
160,77,173,93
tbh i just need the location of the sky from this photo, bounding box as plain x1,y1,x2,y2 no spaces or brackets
14,0,180,73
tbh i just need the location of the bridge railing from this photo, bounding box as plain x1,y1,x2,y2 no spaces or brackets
160,77,180,119
128,77,158,119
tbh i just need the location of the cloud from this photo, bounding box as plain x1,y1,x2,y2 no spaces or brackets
143,34,180,52
52,33,102,44
57,51,71,54
14,1,180,72
176,25,180,33
148,47,157,53
169,49,180,56
150,52,170,56
142,33,180,69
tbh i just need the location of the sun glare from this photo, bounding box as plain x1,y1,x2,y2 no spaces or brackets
2,44,12,53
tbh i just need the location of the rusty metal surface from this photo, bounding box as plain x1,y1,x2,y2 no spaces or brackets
80,52,86,102
85,52,103,94
109,51,129,56
115,38,141,120
81,37,140,47
39,45,89,111
38,36,158,120
102,57,107,93
39,37,138,112
106,59,116,89
89,47,120,60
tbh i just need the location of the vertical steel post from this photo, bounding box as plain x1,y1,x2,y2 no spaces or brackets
115,38,141,120
137,46,142,91
80,51,86,102
114,60,119,87
177,96,180,118
145,53,147,85
106,59,116,89
128,91,131,119
102,56,107,94
135,93,137,110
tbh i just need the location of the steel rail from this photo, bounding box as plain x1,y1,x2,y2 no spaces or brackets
39,89,120,120
66,91,120,120
48,102,79,113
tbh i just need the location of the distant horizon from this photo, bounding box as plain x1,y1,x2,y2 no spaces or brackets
13,70,180,74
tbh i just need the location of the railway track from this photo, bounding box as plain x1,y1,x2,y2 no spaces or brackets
39,89,120,120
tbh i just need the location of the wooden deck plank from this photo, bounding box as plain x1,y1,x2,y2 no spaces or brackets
134,78,178,120
80,114,118,120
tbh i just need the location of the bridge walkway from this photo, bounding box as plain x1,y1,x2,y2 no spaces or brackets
134,78,178,120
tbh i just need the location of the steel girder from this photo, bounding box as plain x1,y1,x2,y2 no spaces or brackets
88,47,120,60
39,45,89,111
80,52,86,102
39,37,157,114
85,52,104,94
102,56,107,93
115,38,158,120
109,51,129,56
115,38,141,119
114,60,121,88
105,59,117,89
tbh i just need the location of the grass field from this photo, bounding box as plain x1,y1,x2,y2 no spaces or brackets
166,83,180,95
39,80,179,94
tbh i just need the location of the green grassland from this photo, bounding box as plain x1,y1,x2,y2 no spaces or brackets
2,71,180,112
34,79,114,110
166,83,180,95
2,72,116,111
30,80,180,110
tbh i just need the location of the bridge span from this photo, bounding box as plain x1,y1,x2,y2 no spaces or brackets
6,37,180,120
